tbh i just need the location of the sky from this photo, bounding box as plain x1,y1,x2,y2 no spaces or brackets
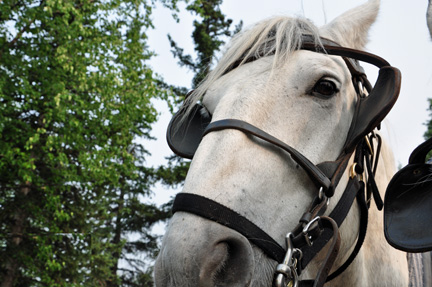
145,0,432,205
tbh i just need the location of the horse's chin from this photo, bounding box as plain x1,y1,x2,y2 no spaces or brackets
248,247,277,287
155,244,275,287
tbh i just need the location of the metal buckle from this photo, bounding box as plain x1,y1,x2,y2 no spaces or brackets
302,216,321,246
349,163,358,179
274,233,302,287
349,163,364,181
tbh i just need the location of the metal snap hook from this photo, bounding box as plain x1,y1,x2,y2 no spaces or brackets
274,233,299,287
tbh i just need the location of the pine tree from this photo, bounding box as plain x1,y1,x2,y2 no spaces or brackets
425,100,432,139
157,0,242,189
168,0,242,89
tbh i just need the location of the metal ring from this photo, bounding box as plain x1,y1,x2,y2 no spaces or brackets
318,187,324,200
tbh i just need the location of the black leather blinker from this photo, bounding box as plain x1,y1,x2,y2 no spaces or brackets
384,137,432,252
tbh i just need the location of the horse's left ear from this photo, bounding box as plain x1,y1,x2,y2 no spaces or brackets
320,0,380,50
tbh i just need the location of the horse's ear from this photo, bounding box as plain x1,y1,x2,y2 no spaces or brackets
320,0,380,50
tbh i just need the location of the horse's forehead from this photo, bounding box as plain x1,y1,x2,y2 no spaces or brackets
196,49,357,175
203,57,273,112
203,50,353,119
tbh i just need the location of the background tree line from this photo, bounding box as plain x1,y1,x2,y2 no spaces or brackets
0,0,240,286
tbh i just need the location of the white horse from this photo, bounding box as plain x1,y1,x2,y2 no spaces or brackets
155,1,409,286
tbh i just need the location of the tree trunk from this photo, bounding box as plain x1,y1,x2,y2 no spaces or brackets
106,188,125,287
1,184,30,287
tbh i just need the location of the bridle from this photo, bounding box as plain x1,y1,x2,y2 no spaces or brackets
166,35,401,287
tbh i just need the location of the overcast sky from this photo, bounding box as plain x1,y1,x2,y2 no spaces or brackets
145,0,432,204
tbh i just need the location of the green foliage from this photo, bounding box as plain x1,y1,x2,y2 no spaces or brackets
0,0,176,286
0,0,241,285
425,99,432,140
156,155,190,188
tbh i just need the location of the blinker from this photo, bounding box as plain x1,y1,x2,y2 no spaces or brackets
166,103,211,159
384,137,432,252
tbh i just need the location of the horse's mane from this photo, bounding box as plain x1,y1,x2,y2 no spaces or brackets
184,16,323,111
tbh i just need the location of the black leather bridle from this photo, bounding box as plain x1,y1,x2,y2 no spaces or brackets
167,35,401,287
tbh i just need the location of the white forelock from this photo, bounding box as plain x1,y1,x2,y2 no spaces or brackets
184,16,323,114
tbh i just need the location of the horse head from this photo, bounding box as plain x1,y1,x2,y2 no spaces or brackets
155,1,408,286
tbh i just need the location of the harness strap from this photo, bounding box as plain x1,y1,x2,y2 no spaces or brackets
203,119,332,191
296,177,366,276
327,182,368,280
171,177,367,285
364,135,384,210
172,192,286,262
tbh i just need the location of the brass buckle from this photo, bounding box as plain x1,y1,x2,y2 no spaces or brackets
350,163,364,181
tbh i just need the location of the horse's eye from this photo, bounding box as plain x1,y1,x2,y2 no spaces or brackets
312,80,338,97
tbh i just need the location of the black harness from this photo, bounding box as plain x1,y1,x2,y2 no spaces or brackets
166,35,401,287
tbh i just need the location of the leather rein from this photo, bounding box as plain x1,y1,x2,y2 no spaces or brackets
170,36,400,287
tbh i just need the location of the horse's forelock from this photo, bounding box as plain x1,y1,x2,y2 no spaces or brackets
182,16,323,115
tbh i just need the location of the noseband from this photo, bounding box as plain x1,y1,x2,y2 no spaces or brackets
167,35,401,287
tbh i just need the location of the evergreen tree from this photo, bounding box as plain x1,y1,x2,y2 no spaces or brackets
425,101,432,139
168,0,242,89
158,0,242,189
0,0,178,286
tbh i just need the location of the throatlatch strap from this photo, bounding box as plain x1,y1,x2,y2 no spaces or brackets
172,193,286,262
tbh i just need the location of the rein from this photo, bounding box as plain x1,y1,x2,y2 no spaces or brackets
167,35,400,287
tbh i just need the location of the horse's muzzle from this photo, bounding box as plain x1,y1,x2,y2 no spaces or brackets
154,212,255,287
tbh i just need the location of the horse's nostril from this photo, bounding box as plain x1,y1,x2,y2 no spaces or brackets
200,236,255,286
154,215,255,287
199,242,229,286
215,241,247,285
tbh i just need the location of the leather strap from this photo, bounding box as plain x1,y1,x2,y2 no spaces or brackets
301,36,390,69
327,181,368,280
172,176,366,281
224,34,390,77
298,178,364,271
203,119,331,191
172,192,286,262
